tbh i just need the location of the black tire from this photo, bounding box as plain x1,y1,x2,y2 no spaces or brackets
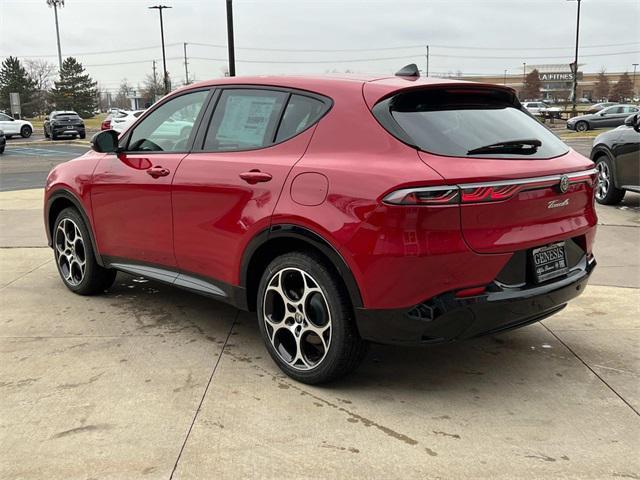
257,251,368,384
44,128,50,139
79,132,86,139
595,155,625,205
20,125,32,138
51,132,58,141
575,121,589,132
53,207,117,295
0,145,4,154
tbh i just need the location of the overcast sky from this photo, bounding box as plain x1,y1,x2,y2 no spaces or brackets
1,0,638,92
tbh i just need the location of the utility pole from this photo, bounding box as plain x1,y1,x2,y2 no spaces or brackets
633,63,639,100
149,5,172,94
569,0,582,116
183,42,190,85
226,0,236,76
522,62,526,98
152,60,158,86
46,0,65,72
425,45,430,77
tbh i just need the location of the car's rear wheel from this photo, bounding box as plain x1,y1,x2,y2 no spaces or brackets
20,125,32,138
575,121,588,132
257,252,368,384
79,132,86,139
44,128,50,138
53,208,117,295
595,156,625,205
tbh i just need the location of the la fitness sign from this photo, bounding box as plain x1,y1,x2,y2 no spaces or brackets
539,72,582,81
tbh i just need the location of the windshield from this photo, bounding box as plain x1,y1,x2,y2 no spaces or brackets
377,88,569,159
53,113,80,119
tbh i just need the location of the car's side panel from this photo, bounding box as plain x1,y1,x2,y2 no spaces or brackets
613,127,640,187
91,152,187,267
171,126,317,286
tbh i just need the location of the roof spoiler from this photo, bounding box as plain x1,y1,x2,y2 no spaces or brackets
395,63,420,77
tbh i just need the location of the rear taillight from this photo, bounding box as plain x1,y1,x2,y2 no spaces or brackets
383,168,598,206
383,186,459,205
101,120,111,130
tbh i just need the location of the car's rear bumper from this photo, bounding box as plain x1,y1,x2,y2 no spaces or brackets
354,255,595,346
52,126,85,135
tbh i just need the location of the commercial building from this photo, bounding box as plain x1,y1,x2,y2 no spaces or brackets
458,64,636,102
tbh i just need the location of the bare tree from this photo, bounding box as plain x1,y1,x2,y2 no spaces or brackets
24,59,57,115
594,68,610,101
113,79,132,109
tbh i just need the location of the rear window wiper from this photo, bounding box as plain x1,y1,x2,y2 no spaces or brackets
467,139,542,155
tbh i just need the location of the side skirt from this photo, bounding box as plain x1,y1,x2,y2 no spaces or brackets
103,257,249,310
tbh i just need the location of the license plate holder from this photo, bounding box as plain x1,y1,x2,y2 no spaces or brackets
531,242,569,283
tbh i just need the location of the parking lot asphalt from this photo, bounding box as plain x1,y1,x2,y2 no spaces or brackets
0,138,638,479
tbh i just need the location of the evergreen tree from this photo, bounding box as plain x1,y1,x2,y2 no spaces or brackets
594,68,610,101
0,56,37,117
611,72,634,102
50,57,98,117
521,69,542,101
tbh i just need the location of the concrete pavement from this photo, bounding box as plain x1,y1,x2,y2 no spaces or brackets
0,185,638,478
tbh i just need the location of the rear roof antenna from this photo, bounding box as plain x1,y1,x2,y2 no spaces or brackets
395,63,420,77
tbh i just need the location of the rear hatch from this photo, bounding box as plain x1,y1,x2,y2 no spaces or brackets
372,84,597,254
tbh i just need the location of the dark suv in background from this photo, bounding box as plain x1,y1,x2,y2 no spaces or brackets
44,111,86,140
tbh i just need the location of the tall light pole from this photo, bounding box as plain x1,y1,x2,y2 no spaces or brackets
46,0,64,72
633,63,639,100
149,5,171,94
226,0,236,76
568,0,582,115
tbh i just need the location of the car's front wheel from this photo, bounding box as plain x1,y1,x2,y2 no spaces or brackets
575,121,589,132
595,155,625,205
20,125,32,138
53,207,117,295
257,252,368,384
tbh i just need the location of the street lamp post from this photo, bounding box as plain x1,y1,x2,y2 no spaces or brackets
568,0,582,116
633,63,639,100
149,5,172,94
226,0,236,76
46,0,64,72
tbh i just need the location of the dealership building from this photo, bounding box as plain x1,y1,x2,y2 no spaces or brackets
463,64,634,102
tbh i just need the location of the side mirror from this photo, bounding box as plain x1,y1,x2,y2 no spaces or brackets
624,114,635,127
91,130,120,153
599,111,606,116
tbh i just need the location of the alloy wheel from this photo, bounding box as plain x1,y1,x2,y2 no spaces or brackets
262,267,332,371
54,218,86,286
595,161,610,201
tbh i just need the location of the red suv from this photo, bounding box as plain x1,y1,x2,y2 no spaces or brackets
44,69,598,384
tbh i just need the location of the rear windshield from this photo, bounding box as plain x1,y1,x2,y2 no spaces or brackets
53,113,80,119
375,88,568,159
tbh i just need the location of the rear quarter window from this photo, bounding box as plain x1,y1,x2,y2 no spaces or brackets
373,87,569,159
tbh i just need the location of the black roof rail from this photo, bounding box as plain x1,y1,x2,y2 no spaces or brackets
395,63,420,77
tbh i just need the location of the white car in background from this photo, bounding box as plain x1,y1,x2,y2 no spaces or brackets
0,112,33,138
111,110,195,140
522,101,562,119
110,110,145,133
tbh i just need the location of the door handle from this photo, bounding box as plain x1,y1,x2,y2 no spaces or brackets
146,166,170,178
239,169,272,184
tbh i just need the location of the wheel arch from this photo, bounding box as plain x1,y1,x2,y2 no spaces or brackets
591,145,620,188
46,190,104,266
241,224,363,312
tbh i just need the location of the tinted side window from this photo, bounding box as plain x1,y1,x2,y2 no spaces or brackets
203,89,287,151
0,113,11,121
127,90,208,152
275,94,325,142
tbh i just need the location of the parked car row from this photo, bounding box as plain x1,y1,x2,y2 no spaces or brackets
522,101,562,119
